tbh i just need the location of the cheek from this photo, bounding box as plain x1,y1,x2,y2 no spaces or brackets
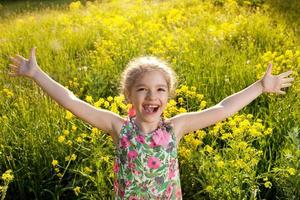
132,93,145,104
160,94,169,104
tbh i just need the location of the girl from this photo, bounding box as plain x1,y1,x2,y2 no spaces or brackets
8,47,294,199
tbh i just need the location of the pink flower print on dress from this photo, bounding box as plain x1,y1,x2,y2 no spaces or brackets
136,134,146,144
149,139,159,148
133,169,141,175
113,162,119,173
129,196,139,200
125,180,132,187
152,129,171,148
148,156,161,169
151,187,157,194
128,150,138,160
175,187,182,198
120,190,125,198
166,184,173,200
114,179,118,191
168,168,175,180
128,162,136,169
120,135,130,148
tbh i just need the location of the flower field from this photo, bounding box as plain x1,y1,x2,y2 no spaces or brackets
0,0,299,199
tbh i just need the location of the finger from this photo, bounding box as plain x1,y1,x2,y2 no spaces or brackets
9,64,19,72
30,47,36,60
281,77,294,84
15,54,27,62
265,63,272,75
279,70,293,78
9,56,21,66
277,90,286,95
8,72,18,77
281,83,292,88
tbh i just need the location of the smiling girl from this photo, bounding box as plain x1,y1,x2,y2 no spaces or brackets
8,47,294,199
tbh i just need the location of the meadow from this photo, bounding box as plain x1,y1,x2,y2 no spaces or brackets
0,0,299,199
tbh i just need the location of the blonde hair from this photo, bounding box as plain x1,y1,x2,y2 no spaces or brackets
120,56,177,102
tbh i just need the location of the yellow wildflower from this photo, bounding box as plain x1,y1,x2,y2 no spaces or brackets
76,137,83,143
264,181,272,188
191,139,202,148
57,173,63,178
178,146,191,158
178,107,187,113
1,170,14,182
74,186,81,196
84,167,93,174
94,101,101,108
197,94,204,101
98,98,105,105
178,97,184,104
107,96,113,102
63,130,69,136
246,114,253,119
92,128,99,135
264,128,272,135
73,81,79,88
104,101,110,108
237,141,248,149
66,140,73,146
65,156,70,161
102,156,110,163
72,125,77,132
58,135,65,143
200,101,207,109
52,160,59,167
249,127,262,137
285,50,293,59
71,154,77,161
2,88,14,98
216,160,224,168
180,85,188,93
287,167,296,176
221,133,232,140
196,130,206,139
69,1,81,11
85,95,93,103
205,185,213,192
204,145,213,154
234,159,245,169
65,111,73,120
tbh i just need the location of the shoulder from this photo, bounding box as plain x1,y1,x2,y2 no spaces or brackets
111,116,127,146
164,117,182,146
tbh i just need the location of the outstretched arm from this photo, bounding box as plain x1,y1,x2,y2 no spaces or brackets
8,47,124,143
171,64,294,140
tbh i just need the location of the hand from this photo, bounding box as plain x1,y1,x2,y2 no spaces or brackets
8,47,39,79
261,63,294,94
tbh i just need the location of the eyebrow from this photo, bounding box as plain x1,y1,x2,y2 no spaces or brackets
135,84,168,88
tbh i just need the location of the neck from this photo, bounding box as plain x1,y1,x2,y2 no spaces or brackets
134,116,162,134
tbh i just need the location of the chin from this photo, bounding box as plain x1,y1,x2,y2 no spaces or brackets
139,113,162,123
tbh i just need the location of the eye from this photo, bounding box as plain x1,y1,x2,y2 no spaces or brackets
158,88,166,92
137,88,146,92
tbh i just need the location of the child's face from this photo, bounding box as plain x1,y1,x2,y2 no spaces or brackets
129,70,169,123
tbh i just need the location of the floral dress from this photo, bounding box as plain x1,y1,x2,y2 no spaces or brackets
113,116,182,200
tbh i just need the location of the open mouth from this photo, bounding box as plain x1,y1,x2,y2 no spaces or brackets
143,104,160,114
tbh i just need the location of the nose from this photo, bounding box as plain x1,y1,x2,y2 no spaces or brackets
146,90,156,100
